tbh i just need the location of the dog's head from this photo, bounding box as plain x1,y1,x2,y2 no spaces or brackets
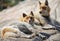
22,11,35,26
39,0,50,17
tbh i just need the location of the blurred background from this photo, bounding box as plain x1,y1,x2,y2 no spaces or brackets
0,0,24,11
0,0,60,27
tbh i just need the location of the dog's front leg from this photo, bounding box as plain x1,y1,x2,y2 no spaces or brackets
36,14,47,26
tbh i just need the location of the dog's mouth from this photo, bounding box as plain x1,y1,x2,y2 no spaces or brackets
29,20,34,26
39,11,49,17
28,17,34,26
39,11,45,16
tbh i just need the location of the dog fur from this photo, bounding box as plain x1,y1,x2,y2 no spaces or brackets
18,11,40,26
39,0,50,18
1,26,20,39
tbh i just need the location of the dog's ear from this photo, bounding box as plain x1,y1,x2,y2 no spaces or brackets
23,13,27,17
45,0,48,6
39,1,41,5
30,11,34,16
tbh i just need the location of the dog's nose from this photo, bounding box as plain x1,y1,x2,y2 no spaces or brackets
39,11,42,14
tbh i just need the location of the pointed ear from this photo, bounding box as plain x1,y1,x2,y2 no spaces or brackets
39,1,41,5
30,11,34,16
45,0,48,6
23,13,27,17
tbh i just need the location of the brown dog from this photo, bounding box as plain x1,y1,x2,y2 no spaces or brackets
19,11,40,26
39,0,50,18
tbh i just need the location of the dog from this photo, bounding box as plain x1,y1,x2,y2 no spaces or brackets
18,11,40,26
39,0,50,18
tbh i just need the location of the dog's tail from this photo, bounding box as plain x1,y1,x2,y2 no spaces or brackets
1,26,19,39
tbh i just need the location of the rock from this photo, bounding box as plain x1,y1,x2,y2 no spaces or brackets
46,33,60,41
0,37,33,41
41,24,58,35
41,29,58,35
33,32,50,41
42,24,56,30
32,36,42,41
17,24,33,35
38,33,46,39
40,32,50,40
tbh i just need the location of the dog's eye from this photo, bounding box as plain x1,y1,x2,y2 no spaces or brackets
42,7,46,10
30,17,34,21
30,17,33,19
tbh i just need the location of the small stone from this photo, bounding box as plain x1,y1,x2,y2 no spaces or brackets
42,24,56,30
32,36,42,41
